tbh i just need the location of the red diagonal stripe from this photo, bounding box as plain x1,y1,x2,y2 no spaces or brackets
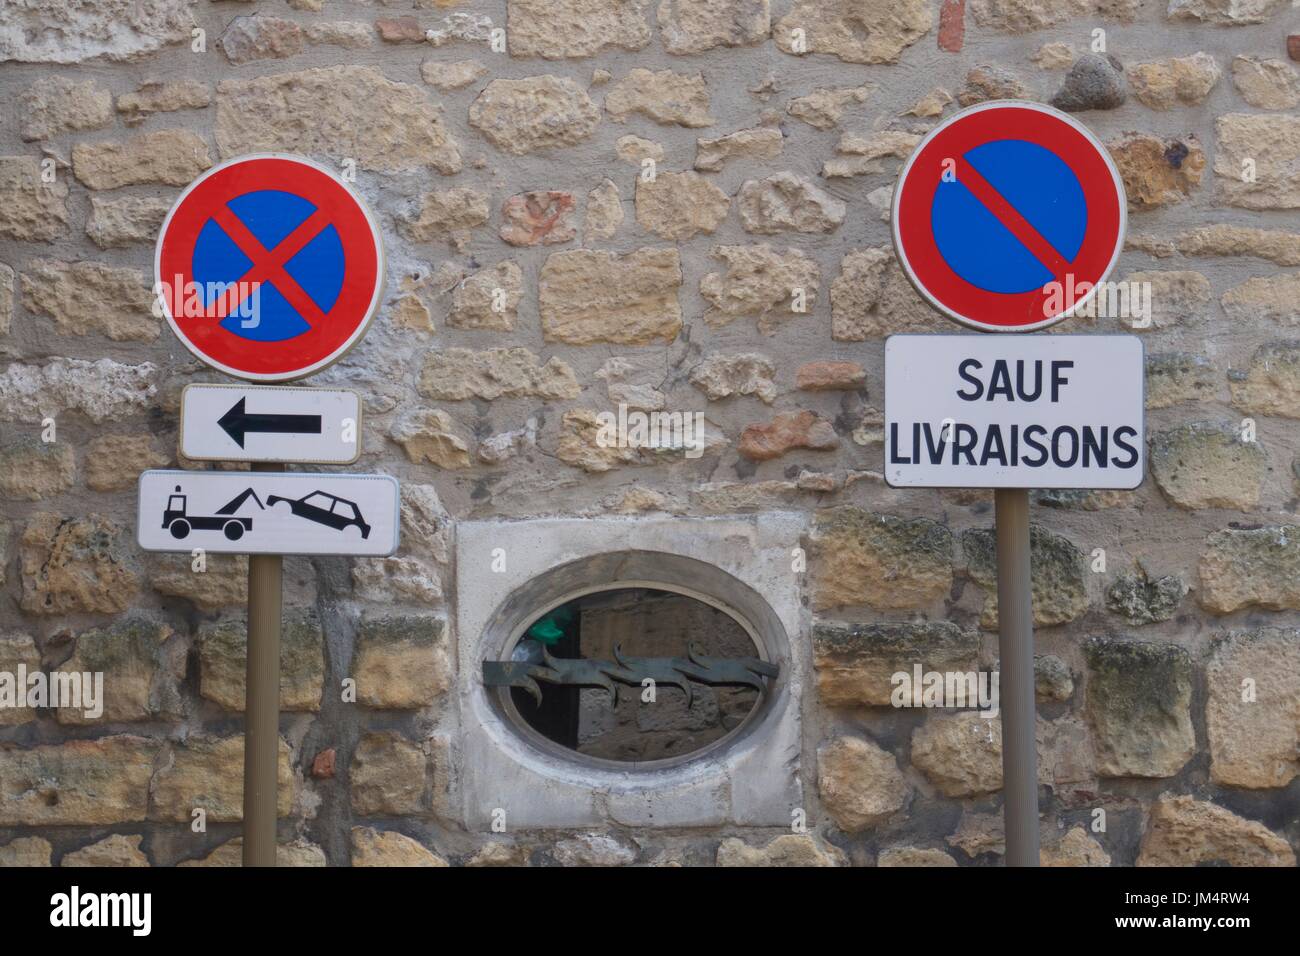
206,205,333,327
955,158,1072,280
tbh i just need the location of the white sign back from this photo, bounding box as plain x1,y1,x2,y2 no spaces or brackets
180,384,361,464
885,334,1144,489
137,470,399,556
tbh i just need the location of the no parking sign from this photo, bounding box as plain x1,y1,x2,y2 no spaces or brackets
892,101,1126,333
155,154,384,381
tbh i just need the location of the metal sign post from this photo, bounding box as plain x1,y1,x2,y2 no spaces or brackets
147,153,387,866
889,102,1132,866
244,461,282,867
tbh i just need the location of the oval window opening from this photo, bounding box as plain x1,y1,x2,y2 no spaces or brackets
497,587,773,764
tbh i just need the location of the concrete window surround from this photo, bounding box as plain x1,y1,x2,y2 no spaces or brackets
453,514,809,830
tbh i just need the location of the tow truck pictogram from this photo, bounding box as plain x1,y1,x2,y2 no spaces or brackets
162,485,263,541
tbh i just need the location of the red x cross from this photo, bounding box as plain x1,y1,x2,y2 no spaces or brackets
206,204,334,327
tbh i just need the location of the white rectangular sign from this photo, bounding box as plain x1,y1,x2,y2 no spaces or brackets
137,470,400,556
885,334,1144,489
180,384,361,464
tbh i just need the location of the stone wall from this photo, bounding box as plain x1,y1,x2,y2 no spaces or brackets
1,0,1298,867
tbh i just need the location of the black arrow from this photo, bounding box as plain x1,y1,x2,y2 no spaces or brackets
218,397,322,448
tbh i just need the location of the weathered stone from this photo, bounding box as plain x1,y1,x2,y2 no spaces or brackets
1206,627,1300,789
0,156,68,241
20,76,112,140
421,58,487,90
1232,56,1300,109
0,438,74,501
1084,638,1194,778
1033,41,1077,69
634,171,731,241
352,731,427,816
716,834,846,866
0,633,40,727
969,0,1138,33
354,616,449,709
1114,269,1211,329
584,178,623,242
353,555,443,605
689,353,777,404
152,736,293,823
786,84,873,129
117,79,211,125
20,513,137,616
912,712,1003,797
0,0,196,63
738,172,845,234
445,261,523,330
149,554,247,611
552,833,637,866
466,842,532,867
797,361,865,391
965,525,1087,628
1215,114,1300,209
507,0,651,58
616,134,665,165
540,247,682,344
773,0,931,64
1106,568,1187,625
400,188,490,242
0,264,11,336
1041,828,1111,866
659,0,769,54
21,260,156,341
812,621,978,706
958,64,1032,106
1199,525,1300,613
878,846,957,866
1167,0,1288,25
425,11,495,47
72,129,210,190
0,737,157,826
84,435,169,491
1221,271,1300,324
1128,52,1221,109
470,76,600,154
220,14,303,63
0,359,156,424
1035,654,1074,701
375,16,426,43
500,190,577,246
199,613,322,712
1155,418,1268,509
179,839,325,868
1147,352,1216,409
0,837,51,867
1108,134,1205,209
390,409,472,469
695,127,783,172
304,20,375,49
700,244,819,331
1177,225,1300,267
419,347,580,402
1230,342,1300,417
822,130,921,178
62,834,149,867
813,509,953,611
905,87,953,117
218,66,461,173
818,736,908,831
57,619,172,725
604,69,714,127
352,827,448,866
1051,53,1128,111
556,409,638,472
1137,794,1294,867
739,410,838,460
831,247,942,339
86,196,171,249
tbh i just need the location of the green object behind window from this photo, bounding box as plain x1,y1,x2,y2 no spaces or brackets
526,605,574,645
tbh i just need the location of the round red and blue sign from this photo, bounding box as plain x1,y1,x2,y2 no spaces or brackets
155,154,384,381
892,101,1126,333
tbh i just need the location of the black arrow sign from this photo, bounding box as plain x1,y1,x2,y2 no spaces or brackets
218,397,322,448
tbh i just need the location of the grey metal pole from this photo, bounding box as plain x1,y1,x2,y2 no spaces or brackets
994,487,1039,866
243,462,282,867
